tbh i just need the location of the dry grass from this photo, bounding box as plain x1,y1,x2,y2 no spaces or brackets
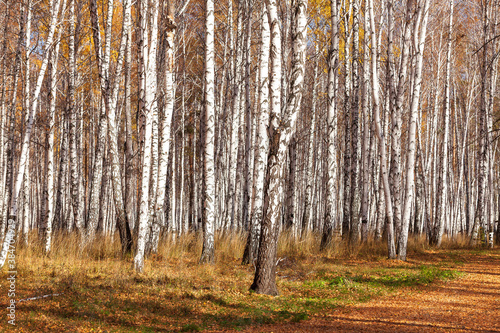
1,230,492,332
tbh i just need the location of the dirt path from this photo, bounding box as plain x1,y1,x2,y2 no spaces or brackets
236,251,500,332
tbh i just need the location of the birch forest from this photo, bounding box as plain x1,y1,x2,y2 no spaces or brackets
0,0,499,300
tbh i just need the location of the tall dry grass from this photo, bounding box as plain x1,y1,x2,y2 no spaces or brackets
16,229,487,276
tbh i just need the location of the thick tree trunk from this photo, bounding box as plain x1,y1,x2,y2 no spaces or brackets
251,0,306,295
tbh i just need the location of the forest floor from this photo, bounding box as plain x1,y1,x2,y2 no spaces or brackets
233,248,500,333
0,233,499,332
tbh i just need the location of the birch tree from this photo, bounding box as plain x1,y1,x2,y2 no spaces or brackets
199,0,216,264
321,0,340,250
134,0,160,272
431,0,453,247
398,0,431,260
369,0,396,259
242,5,270,265
251,0,306,295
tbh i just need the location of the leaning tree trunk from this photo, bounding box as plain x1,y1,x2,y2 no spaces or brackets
107,0,134,254
251,0,306,295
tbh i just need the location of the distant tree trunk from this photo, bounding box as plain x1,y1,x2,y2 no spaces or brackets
360,2,371,242
242,0,253,232
45,41,60,253
286,136,297,232
199,0,216,264
348,0,361,246
226,1,242,231
0,4,9,236
124,20,135,232
68,0,83,233
302,45,319,237
22,0,32,245
107,0,133,254
431,0,453,247
342,0,352,240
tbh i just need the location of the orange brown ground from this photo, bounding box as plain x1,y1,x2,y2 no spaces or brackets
226,251,500,333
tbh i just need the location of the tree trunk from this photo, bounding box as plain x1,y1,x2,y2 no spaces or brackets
199,0,216,264
242,6,270,265
321,0,339,251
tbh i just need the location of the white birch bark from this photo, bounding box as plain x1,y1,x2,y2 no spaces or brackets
360,3,371,242
85,0,111,245
226,3,243,231
45,41,60,253
369,0,396,259
251,0,306,295
431,0,453,247
321,0,339,250
68,0,83,232
398,0,430,260
151,0,176,252
107,0,133,254
390,0,414,238
134,0,159,272
243,6,269,264
199,0,216,264
22,0,32,245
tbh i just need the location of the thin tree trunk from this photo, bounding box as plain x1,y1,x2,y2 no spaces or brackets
369,0,396,259
321,0,339,251
242,6,270,265
199,0,216,264
398,0,430,260
134,0,159,272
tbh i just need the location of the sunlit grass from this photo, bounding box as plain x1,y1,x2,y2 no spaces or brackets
2,231,480,332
